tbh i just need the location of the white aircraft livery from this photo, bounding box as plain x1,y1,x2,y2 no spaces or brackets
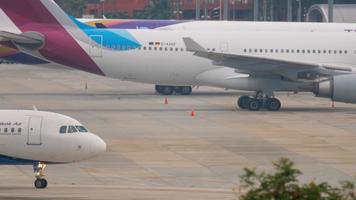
1,0,356,111
0,110,106,189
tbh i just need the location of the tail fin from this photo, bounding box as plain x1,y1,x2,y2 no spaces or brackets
0,0,75,32
0,0,104,75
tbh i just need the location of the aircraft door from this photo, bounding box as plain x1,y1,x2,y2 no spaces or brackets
27,116,43,145
220,41,229,52
89,35,103,57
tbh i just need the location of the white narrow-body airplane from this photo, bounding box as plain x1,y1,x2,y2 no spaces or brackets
0,110,106,189
1,0,356,111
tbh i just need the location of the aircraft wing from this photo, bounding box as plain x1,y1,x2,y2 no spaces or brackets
0,31,44,50
183,37,353,81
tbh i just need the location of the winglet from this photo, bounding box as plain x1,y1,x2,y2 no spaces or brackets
32,105,38,111
183,37,207,53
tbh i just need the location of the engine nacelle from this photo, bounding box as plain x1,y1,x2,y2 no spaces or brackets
313,74,356,103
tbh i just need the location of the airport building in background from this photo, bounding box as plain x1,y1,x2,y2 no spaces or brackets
83,0,252,20
83,0,356,22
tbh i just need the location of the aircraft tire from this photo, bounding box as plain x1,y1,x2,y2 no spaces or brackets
34,178,47,189
237,96,251,109
266,98,281,111
248,99,261,111
175,86,192,95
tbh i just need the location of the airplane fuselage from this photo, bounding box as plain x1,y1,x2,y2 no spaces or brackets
70,29,356,90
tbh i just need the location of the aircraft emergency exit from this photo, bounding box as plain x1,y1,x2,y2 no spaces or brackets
1,0,356,111
0,110,106,189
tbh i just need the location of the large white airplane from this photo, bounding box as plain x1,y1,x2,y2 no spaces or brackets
2,15,356,96
0,110,106,189
1,0,356,111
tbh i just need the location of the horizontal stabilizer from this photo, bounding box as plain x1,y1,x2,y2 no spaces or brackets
0,31,44,50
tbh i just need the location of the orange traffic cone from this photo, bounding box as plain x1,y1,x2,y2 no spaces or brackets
164,97,168,105
190,109,196,117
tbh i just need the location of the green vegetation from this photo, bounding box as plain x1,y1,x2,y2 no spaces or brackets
238,158,356,200
55,0,85,17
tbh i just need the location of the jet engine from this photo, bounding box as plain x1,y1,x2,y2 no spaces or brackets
313,74,356,103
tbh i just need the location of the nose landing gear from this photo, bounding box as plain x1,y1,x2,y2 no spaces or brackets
33,161,48,189
237,93,281,111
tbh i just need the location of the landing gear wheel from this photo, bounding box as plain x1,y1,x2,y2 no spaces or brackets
155,85,162,94
155,85,174,95
248,99,261,111
266,98,281,111
237,96,251,109
33,161,47,189
175,86,192,95
34,178,48,189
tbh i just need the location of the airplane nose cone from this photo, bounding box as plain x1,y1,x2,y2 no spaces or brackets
91,135,107,156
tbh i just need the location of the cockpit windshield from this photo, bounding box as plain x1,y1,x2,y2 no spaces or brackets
75,126,88,133
59,125,88,134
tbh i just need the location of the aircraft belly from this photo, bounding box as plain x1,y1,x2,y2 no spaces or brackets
95,50,215,85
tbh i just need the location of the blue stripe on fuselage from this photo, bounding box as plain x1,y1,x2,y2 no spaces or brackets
0,155,36,165
1,52,49,65
71,17,141,51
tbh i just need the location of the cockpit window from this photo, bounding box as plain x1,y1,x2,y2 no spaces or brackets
75,126,88,133
60,126,67,134
68,126,77,133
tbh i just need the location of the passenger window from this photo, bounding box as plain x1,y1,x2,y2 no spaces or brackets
11,128,14,133
143,47,147,50
18,128,21,133
76,126,88,133
60,126,67,134
68,126,77,133
4,128,7,133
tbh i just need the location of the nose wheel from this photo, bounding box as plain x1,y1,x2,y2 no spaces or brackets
33,161,48,189
237,95,281,111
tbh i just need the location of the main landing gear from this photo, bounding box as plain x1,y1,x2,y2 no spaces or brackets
155,85,192,95
237,93,281,111
33,161,48,189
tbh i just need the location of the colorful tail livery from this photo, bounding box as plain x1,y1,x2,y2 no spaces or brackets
0,0,140,75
